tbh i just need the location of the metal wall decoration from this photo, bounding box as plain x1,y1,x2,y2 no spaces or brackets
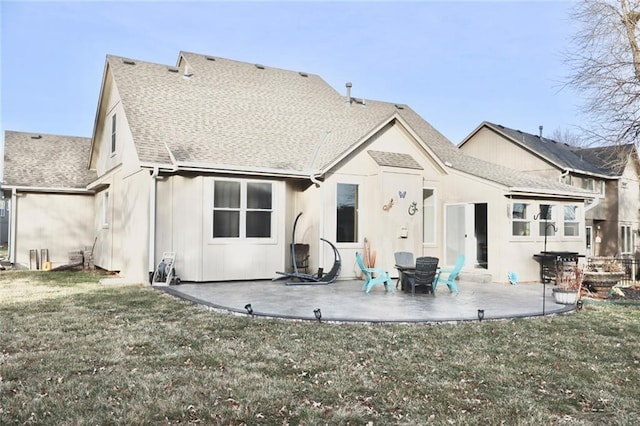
383,198,395,211
408,201,418,216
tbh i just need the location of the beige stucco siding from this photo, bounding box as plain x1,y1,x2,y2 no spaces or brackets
461,127,560,180
13,193,94,268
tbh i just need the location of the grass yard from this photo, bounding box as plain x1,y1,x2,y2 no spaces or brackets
1,272,640,425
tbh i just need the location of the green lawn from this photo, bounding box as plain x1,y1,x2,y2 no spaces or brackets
1,271,639,425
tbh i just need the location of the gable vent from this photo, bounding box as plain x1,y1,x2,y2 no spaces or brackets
255,64,265,70
123,59,136,65
167,67,179,73
299,72,308,77
205,56,216,61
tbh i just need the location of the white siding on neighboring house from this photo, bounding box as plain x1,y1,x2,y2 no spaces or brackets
13,193,94,268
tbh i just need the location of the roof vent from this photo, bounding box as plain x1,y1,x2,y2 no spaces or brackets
298,72,308,77
346,82,352,100
123,59,136,65
255,64,265,70
167,67,179,73
205,56,216,61
30,135,42,140
538,125,543,137
394,104,405,110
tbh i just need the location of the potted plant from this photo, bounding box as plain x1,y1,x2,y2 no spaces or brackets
583,257,625,298
552,262,582,305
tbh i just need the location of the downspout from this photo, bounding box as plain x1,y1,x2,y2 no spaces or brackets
9,189,17,264
309,172,326,269
148,167,159,281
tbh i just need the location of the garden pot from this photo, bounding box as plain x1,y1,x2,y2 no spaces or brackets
552,288,579,305
583,271,625,298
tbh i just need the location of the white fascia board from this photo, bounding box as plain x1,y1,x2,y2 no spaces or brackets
169,161,309,179
508,187,595,199
2,185,94,194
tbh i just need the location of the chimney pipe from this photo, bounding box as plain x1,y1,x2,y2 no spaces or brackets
346,82,352,103
539,125,543,138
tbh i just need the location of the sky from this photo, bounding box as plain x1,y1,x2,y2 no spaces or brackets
1,0,584,149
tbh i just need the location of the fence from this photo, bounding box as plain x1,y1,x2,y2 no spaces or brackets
586,256,639,287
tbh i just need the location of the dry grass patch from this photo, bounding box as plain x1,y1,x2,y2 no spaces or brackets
1,271,640,424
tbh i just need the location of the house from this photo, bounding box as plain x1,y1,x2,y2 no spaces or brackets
2,52,593,283
1,131,96,267
459,121,640,257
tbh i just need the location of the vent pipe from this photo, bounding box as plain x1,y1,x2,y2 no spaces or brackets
539,125,543,138
346,82,352,103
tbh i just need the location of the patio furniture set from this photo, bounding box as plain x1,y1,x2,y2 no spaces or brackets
357,251,464,295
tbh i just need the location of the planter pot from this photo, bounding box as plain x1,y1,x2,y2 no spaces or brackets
552,288,579,305
583,271,625,298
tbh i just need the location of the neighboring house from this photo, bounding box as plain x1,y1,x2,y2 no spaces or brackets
459,121,640,257
1,131,96,267
3,52,593,283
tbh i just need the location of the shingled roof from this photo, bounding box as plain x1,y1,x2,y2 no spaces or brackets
102,51,590,197
467,122,635,178
3,131,96,190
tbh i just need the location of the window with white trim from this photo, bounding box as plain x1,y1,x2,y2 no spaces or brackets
111,114,117,154
103,191,110,228
563,205,580,237
538,204,557,237
423,188,436,244
213,180,273,239
337,183,358,243
512,203,531,236
620,225,633,254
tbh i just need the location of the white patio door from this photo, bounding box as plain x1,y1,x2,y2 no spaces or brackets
444,203,484,267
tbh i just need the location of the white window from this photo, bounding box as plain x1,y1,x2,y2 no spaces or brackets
620,225,633,254
111,114,117,154
337,183,358,243
582,178,594,192
512,203,531,236
102,191,110,228
423,188,436,244
213,180,273,239
538,204,557,237
563,205,580,237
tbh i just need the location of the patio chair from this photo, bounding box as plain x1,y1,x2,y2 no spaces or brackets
407,256,439,295
356,252,394,294
394,251,414,290
434,254,464,294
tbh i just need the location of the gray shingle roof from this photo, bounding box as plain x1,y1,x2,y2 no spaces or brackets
575,144,636,177
480,122,612,176
3,131,96,189
105,52,590,196
368,150,423,170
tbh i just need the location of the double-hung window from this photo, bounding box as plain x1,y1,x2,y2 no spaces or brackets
538,204,556,237
337,183,358,243
111,114,117,154
620,225,633,254
512,203,531,236
564,205,580,237
213,180,273,239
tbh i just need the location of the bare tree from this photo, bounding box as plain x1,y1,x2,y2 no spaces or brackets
549,127,586,146
566,0,640,146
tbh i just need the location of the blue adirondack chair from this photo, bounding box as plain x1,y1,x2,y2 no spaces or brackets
356,252,394,294
434,254,464,294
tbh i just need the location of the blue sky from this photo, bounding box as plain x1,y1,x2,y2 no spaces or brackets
1,0,582,147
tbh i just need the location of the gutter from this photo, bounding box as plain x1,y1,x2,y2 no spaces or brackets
148,167,160,279
9,189,17,264
2,185,93,195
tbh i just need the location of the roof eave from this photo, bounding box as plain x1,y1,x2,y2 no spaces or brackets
171,161,309,179
507,187,595,199
1,185,94,195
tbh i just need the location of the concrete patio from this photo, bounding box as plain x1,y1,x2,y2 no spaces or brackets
157,278,574,323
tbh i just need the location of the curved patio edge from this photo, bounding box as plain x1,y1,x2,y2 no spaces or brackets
155,279,575,324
